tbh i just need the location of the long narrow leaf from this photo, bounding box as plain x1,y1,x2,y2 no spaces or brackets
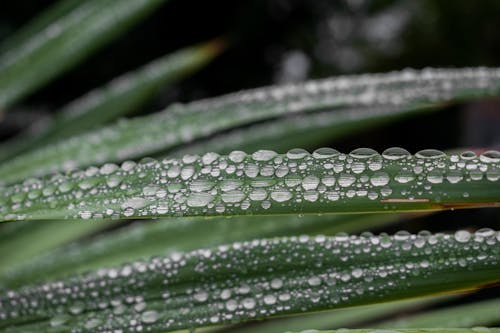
0,213,402,288
0,0,168,109
0,220,108,275
1,68,499,183
374,298,500,328
221,296,451,333
0,0,80,53
0,40,223,161
170,105,435,156
287,329,500,333
0,230,498,332
0,148,498,221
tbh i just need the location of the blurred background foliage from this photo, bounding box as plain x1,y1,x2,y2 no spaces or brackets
1,0,499,149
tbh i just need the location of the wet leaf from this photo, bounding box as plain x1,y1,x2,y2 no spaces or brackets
0,148,498,221
1,68,500,183
0,230,498,332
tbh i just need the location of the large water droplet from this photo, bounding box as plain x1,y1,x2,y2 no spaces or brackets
415,149,446,159
286,148,309,159
312,147,339,159
382,147,410,160
349,148,379,159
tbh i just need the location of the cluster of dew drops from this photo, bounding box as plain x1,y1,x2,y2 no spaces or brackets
0,147,498,221
0,229,499,332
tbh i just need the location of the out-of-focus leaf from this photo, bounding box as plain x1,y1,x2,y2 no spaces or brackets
0,220,108,275
0,39,223,161
374,298,500,328
1,68,500,182
0,0,169,109
221,296,451,333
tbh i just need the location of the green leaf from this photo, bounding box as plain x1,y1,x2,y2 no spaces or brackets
286,329,500,333
0,220,107,275
0,213,402,288
0,39,223,161
0,0,80,53
1,68,500,183
0,230,498,332
221,295,451,333
374,298,500,328
0,148,498,221
170,105,436,156
0,0,168,109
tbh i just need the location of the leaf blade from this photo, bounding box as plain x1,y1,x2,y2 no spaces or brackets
0,230,498,332
0,148,498,221
1,68,500,183
0,0,168,109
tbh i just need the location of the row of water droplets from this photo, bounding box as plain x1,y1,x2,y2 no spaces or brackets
0,147,498,221
2,67,500,183
0,229,498,332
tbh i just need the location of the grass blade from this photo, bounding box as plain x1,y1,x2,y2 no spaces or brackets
220,296,451,333
0,213,402,288
0,230,498,332
0,220,108,275
0,0,168,109
0,148,498,221
0,40,223,161
1,68,499,183
0,0,80,53
374,298,500,328
286,329,500,333
170,105,435,156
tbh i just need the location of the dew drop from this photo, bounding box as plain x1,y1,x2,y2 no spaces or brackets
349,148,378,159
270,190,293,202
416,149,446,159
455,230,471,243
480,150,500,163
312,147,339,159
141,310,159,324
302,175,320,190
370,172,390,186
460,151,477,160
382,147,410,160
287,148,309,159
252,150,277,161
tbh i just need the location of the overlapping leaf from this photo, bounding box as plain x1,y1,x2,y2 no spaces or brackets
0,0,168,109
0,148,498,222
0,230,498,332
0,213,402,288
0,40,223,161
1,68,500,183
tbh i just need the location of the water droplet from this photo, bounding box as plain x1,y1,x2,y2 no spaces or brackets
141,310,159,324
302,175,320,190
50,315,70,327
312,147,339,159
416,149,446,159
338,174,356,187
480,150,500,163
252,150,277,161
460,151,477,160
228,150,246,163
349,148,378,159
382,147,410,160
287,148,309,159
370,172,390,186
242,298,256,309
454,230,471,243
270,190,292,202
